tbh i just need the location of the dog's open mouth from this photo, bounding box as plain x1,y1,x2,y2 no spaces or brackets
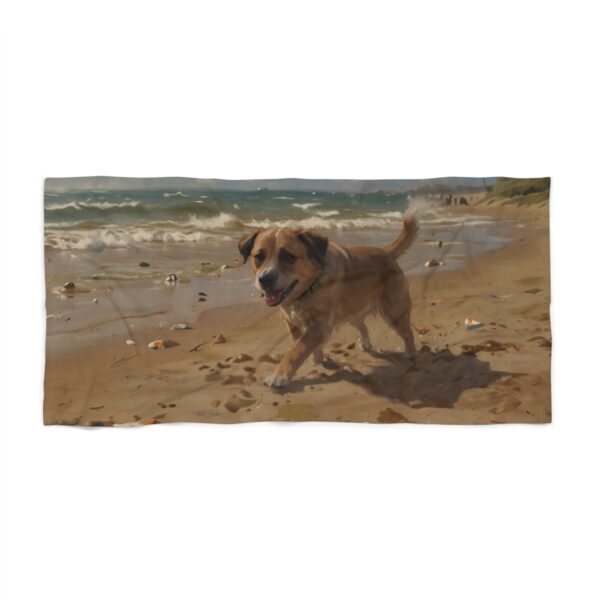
263,280,298,307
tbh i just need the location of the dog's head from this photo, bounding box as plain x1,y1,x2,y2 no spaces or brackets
238,227,328,307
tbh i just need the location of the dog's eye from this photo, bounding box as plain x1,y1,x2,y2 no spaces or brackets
254,250,265,264
279,248,296,264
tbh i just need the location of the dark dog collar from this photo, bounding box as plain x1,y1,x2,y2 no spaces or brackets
296,275,321,301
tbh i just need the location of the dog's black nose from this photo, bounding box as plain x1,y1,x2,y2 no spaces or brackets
258,269,277,289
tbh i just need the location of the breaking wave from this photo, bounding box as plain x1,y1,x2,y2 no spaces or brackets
44,227,221,251
244,214,405,231
45,200,142,211
292,202,321,210
44,202,496,253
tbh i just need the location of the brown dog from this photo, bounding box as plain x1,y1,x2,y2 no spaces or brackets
238,211,418,388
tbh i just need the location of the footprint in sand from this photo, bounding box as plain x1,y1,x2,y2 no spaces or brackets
222,374,247,385
205,371,222,382
233,353,252,363
257,353,280,364
461,340,520,355
490,397,522,415
224,392,256,413
322,358,341,370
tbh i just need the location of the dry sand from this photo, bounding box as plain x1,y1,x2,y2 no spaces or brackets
44,203,551,425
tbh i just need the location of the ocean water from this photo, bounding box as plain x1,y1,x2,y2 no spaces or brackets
44,188,414,251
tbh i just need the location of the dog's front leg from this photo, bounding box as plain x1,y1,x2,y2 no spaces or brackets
285,320,301,342
264,325,325,389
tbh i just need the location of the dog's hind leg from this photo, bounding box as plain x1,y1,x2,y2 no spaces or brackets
350,317,373,351
313,346,324,365
390,310,416,355
381,273,416,354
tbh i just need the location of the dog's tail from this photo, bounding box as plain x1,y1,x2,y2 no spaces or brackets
384,208,419,259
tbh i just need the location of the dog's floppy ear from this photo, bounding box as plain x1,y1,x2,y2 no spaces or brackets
238,230,260,264
298,231,329,266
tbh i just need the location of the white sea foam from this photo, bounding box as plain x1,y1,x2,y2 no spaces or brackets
162,191,188,198
45,200,141,211
45,202,83,211
244,215,406,231
44,227,219,251
370,211,404,219
185,212,243,230
292,202,321,210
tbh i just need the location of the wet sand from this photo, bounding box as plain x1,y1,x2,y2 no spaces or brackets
44,204,551,425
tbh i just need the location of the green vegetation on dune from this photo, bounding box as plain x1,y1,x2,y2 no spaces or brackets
483,177,550,206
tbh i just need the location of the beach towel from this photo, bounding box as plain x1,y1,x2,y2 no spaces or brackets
44,176,551,425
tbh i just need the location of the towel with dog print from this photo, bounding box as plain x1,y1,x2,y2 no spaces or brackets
44,176,551,425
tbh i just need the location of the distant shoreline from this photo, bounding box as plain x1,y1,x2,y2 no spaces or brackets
45,175,498,194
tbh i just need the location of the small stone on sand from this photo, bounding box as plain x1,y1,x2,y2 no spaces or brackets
148,339,178,349
464,318,484,330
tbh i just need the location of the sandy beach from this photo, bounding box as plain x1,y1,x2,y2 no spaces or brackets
44,200,551,426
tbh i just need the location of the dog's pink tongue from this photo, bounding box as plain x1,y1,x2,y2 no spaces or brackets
265,291,280,306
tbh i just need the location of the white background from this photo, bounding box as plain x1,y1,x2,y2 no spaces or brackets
1,1,599,598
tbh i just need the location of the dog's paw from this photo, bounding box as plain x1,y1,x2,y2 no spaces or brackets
264,374,289,389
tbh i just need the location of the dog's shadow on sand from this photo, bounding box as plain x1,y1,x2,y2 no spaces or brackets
280,348,508,408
